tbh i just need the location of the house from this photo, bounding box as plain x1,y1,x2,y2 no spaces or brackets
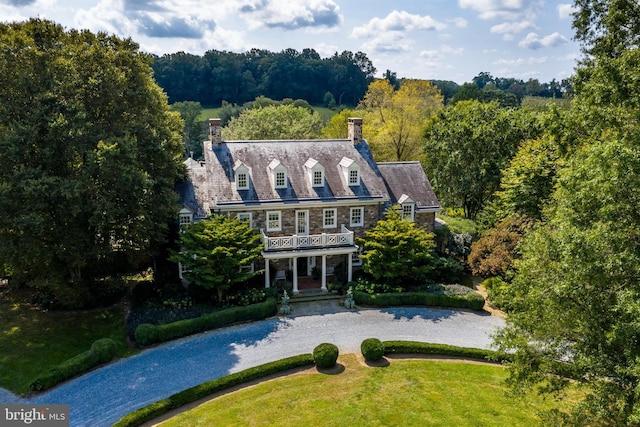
177,117,440,292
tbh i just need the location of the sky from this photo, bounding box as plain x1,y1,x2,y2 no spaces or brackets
0,0,581,84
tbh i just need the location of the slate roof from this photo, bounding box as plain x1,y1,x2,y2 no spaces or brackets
377,162,441,211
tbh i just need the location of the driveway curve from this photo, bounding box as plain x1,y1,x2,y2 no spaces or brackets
4,306,505,427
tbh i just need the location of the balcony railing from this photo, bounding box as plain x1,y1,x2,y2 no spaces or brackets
261,225,354,252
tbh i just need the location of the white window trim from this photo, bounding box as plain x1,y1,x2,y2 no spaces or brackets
323,208,337,229
312,170,324,187
239,262,255,274
340,157,361,186
348,169,360,186
234,162,250,190
236,172,249,190
352,247,363,267
266,211,282,232
237,212,253,227
350,207,364,227
401,203,415,221
269,159,288,189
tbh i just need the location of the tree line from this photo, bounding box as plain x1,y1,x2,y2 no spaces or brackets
151,48,376,107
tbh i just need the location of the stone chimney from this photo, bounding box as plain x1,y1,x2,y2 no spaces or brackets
348,117,363,145
208,118,222,147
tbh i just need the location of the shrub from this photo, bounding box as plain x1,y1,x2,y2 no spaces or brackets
313,343,339,369
91,338,118,363
134,297,277,346
29,338,117,391
382,340,512,363
113,354,315,427
482,276,514,312
361,338,384,362
352,290,485,311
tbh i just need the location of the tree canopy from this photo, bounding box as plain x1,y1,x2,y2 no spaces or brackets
222,104,324,140
0,19,184,308
360,79,443,162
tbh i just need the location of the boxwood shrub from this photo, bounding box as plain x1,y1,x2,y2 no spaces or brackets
313,343,339,369
134,297,277,346
29,338,118,391
382,340,512,363
113,353,315,427
352,290,485,311
361,338,384,362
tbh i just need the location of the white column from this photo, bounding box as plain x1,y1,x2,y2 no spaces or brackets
321,255,328,292
292,257,299,293
347,253,353,282
264,259,270,289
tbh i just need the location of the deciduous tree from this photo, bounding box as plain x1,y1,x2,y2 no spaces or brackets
223,104,323,140
0,19,184,308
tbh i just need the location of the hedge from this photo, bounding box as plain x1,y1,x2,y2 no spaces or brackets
29,338,118,392
353,290,485,311
135,297,277,346
382,340,513,363
113,353,315,427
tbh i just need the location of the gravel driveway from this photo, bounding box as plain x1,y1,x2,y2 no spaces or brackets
2,305,505,427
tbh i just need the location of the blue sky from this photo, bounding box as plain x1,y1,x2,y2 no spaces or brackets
0,0,580,84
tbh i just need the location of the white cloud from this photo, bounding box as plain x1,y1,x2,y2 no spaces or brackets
314,42,339,57
557,3,576,19
352,10,446,39
238,0,342,30
458,0,543,20
490,20,535,34
519,32,568,49
362,32,414,53
420,49,439,59
441,44,464,55
449,17,468,28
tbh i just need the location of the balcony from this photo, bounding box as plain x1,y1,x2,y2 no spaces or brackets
261,225,354,252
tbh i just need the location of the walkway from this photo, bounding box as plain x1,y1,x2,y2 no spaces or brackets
2,304,505,427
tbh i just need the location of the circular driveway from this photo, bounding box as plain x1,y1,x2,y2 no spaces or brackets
7,306,504,427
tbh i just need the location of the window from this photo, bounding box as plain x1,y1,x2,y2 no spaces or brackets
237,212,252,227
269,159,287,189
237,172,248,190
323,208,337,228
401,204,415,221
179,214,192,227
313,170,323,186
350,207,364,227
239,263,254,274
349,169,359,185
352,247,363,267
266,211,281,231
275,171,286,188
178,262,190,279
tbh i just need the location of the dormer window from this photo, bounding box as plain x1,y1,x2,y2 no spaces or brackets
233,161,250,190
305,158,325,187
268,159,288,189
339,157,361,186
398,194,415,221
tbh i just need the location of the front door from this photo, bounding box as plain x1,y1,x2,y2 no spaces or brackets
296,210,309,235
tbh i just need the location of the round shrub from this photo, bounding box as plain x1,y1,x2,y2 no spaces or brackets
313,343,339,369
135,323,159,347
361,338,384,362
91,338,118,363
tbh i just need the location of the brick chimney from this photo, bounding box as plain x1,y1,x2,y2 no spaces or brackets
348,117,363,145
208,118,222,147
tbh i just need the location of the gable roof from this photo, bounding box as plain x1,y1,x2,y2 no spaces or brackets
377,162,440,211
190,138,389,210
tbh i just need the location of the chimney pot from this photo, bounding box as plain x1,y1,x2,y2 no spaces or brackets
208,118,222,147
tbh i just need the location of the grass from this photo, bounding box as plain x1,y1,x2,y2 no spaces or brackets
196,105,339,123
0,285,135,395
159,354,577,427
436,213,478,236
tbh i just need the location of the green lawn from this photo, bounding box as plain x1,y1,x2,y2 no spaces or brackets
160,355,577,427
197,105,338,123
0,286,135,395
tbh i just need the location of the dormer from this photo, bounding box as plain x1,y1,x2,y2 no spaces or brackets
398,194,415,221
233,160,250,190
339,157,361,186
268,159,288,189
304,157,325,187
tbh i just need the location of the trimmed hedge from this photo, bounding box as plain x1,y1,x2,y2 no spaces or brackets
29,338,118,391
382,340,512,363
313,343,339,369
113,353,315,427
361,338,384,362
353,290,485,311
135,297,277,346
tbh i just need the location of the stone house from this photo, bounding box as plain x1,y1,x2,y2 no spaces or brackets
177,118,440,292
